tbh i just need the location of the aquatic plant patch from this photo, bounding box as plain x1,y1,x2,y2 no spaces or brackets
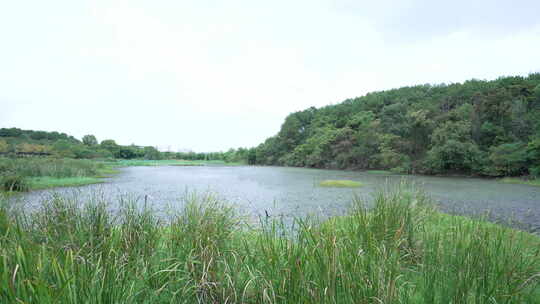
319,179,363,188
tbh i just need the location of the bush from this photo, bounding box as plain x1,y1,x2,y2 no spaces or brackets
486,142,529,176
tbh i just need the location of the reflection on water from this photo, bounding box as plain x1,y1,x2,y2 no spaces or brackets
10,166,540,232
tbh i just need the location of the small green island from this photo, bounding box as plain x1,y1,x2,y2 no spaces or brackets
319,179,363,188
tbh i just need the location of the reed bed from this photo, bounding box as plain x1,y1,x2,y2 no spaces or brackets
0,158,109,191
0,158,104,178
1,184,539,303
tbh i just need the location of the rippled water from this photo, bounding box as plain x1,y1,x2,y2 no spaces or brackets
11,166,540,232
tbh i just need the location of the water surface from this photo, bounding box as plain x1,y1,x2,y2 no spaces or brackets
14,166,540,232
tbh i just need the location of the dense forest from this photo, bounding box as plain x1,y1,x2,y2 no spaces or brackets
0,128,250,163
253,74,540,177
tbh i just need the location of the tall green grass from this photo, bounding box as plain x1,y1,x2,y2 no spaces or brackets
0,158,110,191
0,158,104,178
27,176,104,190
1,185,539,303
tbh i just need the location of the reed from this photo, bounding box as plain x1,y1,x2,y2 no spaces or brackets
0,184,539,303
0,158,103,178
0,158,110,191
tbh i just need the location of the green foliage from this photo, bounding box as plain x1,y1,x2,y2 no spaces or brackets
528,137,540,177
0,157,117,191
82,134,98,146
143,146,161,160
247,148,257,165
487,142,529,176
0,127,79,143
4,73,540,170
278,107,316,151
378,133,410,171
425,140,483,174
116,146,137,159
0,127,23,137
99,140,141,159
0,127,237,162
533,84,540,102
282,125,340,167
52,139,76,158
254,73,540,177
100,139,118,151
0,158,103,179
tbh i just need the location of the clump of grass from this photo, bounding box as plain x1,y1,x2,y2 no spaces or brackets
1,175,29,192
418,212,540,303
319,179,363,188
163,193,239,303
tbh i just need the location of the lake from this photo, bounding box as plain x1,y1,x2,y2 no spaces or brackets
12,165,540,232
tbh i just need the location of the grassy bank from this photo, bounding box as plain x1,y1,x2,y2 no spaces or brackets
0,158,117,191
27,176,105,190
1,185,538,303
500,177,540,187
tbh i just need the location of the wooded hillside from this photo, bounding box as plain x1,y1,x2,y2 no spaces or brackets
253,74,540,177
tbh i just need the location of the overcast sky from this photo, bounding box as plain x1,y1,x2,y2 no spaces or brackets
1,0,539,152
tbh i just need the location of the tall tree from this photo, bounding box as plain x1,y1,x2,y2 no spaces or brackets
82,134,98,146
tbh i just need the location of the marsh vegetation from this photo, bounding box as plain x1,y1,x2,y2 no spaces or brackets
319,179,363,188
1,184,539,303
0,158,110,191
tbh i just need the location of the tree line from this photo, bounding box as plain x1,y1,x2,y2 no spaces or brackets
0,128,251,162
3,73,539,176
251,74,540,177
